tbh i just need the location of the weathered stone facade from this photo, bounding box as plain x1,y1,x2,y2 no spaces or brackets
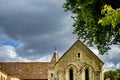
0,70,20,80
48,40,104,80
0,70,7,80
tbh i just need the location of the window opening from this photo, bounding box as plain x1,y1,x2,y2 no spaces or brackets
69,69,73,80
51,73,53,77
85,69,89,80
78,53,80,58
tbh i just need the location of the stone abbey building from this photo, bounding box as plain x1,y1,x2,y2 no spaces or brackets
0,40,104,80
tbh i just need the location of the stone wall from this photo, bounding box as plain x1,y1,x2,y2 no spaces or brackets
48,40,104,80
0,70,20,80
0,70,7,80
7,76,20,80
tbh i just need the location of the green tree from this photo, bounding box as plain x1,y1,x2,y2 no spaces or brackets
104,69,120,80
115,69,120,80
63,0,120,54
104,70,116,80
98,4,120,35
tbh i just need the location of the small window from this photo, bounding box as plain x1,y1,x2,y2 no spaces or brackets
96,71,100,76
51,73,53,77
78,53,80,58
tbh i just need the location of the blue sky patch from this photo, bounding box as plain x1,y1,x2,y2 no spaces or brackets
0,35,22,48
2,39,21,48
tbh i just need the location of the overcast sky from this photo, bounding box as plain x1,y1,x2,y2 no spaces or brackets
0,0,120,71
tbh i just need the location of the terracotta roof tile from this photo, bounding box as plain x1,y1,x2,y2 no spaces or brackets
0,62,51,79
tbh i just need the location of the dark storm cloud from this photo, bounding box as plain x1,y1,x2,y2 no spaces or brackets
0,0,76,60
0,0,66,36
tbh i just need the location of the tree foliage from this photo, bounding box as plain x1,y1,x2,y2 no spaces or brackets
63,0,120,54
104,69,120,80
98,4,120,35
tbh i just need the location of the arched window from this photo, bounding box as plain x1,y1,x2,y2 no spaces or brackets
85,69,89,80
69,68,73,80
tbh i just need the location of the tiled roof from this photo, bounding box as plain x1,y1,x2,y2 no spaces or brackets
0,62,51,79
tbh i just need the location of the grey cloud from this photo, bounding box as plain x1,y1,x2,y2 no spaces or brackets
97,45,120,70
0,0,75,60
0,0,69,34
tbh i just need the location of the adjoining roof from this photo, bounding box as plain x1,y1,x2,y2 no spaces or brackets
0,62,51,79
